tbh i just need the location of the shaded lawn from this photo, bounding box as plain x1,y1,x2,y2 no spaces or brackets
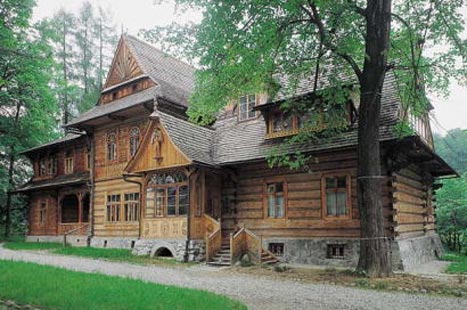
52,246,196,267
2,242,195,267
441,253,467,274
3,241,63,251
0,260,246,310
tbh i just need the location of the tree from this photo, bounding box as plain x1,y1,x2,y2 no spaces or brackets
435,174,467,254
0,0,59,237
434,129,467,174
144,0,465,276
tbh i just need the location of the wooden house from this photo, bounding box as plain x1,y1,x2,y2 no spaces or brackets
17,35,456,270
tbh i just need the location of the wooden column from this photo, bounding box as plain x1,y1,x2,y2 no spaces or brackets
77,192,83,224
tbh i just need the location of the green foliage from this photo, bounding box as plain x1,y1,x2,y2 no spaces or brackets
435,173,467,254
0,0,60,236
434,131,467,254
0,260,246,310
434,129,467,174
441,253,467,274
145,0,465,120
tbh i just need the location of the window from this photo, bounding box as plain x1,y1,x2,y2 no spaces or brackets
48,155,58,175
106,194,121,222
65,151,73,174
268,243,284,256
124,193,140,221
327,244,345,259
107,131,117,161
322,175,350,218
239,94,256,121
266,182,285,218
39,158,47,176
272,112,293,133
39,201,47,226
129,127,140,156
146,172,189,217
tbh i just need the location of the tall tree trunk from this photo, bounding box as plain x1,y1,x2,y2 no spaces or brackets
99,18,103,90
62,22,69,125
4,151,15,238
356,0,393,277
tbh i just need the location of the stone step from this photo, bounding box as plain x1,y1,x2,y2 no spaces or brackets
207,261,231,266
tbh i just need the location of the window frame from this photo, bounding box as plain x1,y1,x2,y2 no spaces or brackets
106,194,121,222
65,151,74,174
145,172,189,218
39,200,47,226
263,179,287,219
321,173,352,220
129,126,141,157
238,94,257,122
106,130,118,162
124,192,140,222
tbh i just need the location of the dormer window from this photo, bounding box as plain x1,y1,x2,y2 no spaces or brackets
239,94,256,121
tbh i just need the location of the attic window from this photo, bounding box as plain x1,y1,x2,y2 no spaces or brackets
238,94,256,121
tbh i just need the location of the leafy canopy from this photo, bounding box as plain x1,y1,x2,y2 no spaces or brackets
143,0,466,126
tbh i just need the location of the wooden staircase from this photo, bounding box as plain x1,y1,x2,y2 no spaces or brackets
206,233,280,266
206,239,231,266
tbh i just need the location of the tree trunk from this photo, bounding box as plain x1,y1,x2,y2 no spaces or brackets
4,152,15,238
356,0,393,277
99,18,103,90
62,22,69,125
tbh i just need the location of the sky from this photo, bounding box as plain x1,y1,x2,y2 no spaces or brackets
33,0,466,135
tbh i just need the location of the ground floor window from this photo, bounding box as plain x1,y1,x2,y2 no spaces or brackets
322,174,351,219
124,193,140,221
266,182,285,218
39,201,47,226
268,243,284,256
327,244,345,259
106,192,140,222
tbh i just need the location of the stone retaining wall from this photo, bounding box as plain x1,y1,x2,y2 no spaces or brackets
392,233,444,271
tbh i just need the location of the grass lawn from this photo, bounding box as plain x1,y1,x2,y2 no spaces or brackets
3,241,63,251
2,241,196,267
441,253,467,274
0,260,246,310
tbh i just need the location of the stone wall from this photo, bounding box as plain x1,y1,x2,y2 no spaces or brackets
90,236,138,250
392,233,444,271
262,238,360,268
132,238,205,262
25,235,89,247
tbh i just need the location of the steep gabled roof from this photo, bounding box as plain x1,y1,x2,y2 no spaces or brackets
124,35,195,107
159,112,215,166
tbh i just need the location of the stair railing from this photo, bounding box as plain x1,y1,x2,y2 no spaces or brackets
230,227,279,265
204,214,221,262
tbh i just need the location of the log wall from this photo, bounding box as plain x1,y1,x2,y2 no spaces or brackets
221,150,394,239
29,192,58,236
392,165,435,238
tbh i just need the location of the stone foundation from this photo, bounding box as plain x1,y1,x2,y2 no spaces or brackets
132,238,205,262
262,238,360,268
90,236,139,250
25,235,89,247
392,233,444,271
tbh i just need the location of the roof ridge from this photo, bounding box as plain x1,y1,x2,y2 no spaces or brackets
123,34,196,71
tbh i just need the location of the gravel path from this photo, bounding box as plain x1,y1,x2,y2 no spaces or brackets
1,246,466,310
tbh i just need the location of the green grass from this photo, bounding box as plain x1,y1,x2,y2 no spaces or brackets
2,241,196,267
0,234,26,243
0,260,246,310
441,253,467,274
52,247,194,266
3,241,64,251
